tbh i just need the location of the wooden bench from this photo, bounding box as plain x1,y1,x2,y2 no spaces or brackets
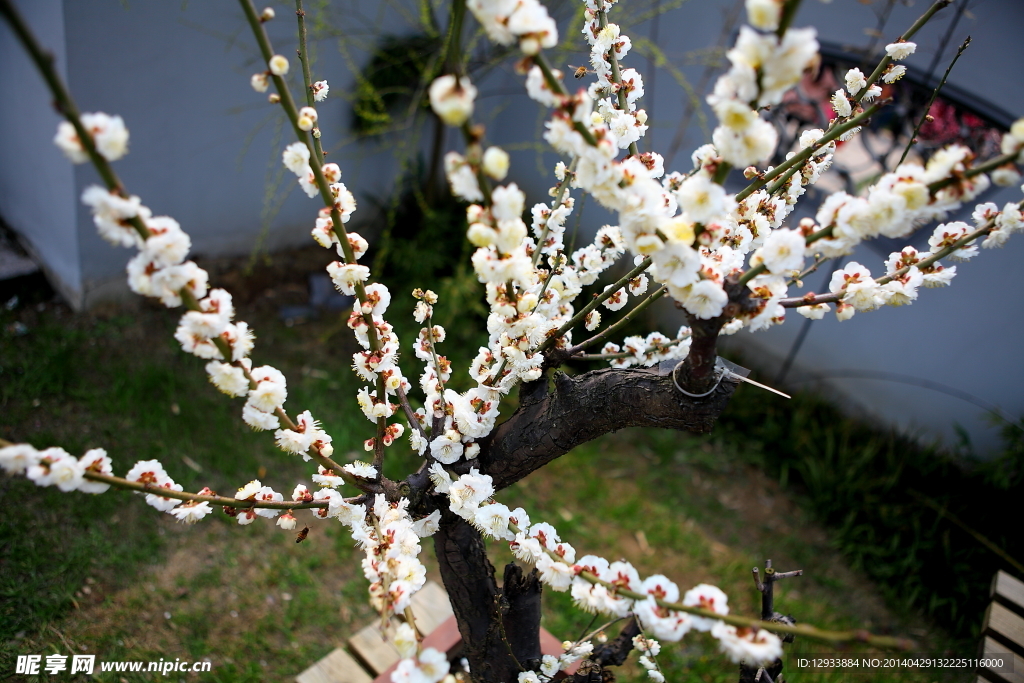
976,570,1024,683
296,581,568,683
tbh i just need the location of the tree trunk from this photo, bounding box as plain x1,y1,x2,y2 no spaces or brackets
418,362,741,682
434,509,543,682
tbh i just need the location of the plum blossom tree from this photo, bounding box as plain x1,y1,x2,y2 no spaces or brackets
1,0,1022,681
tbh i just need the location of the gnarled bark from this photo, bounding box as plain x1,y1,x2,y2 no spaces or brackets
434,510,543,681
424,363,739,682
457,365,738,492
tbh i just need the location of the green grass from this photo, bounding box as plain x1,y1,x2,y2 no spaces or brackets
0,300,373,678
712,370,1024,640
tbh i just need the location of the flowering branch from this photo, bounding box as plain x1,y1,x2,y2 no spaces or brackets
80,472,331,510
508,521,913,650
295,0,328,168
735,102,884,203
597,9,639,157
239,0,383,355
532,157,578,267
566,285,667,357
898,36,970,165
780,200,1024,309
533,52,599,147
853,0,952,106
927,150,1019,193
0,0,147,240
538,256,653,354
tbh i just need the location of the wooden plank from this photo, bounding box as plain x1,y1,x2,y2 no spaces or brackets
296,647,373,683
994,572,1024,611
349,581,453,675
373,615,464,683
348,623,400,675
982,636,1024,683
409,581,454,636
986,602,1024,653
370,620,578,682
541,627,579,676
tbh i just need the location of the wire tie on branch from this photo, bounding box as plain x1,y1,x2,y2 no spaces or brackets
667,357,791,400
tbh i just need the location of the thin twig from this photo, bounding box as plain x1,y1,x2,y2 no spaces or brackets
898,36,971,165
397,386,426,437
566,285,667,357
853,0,953,106
295,0,328,166
537,257,654,353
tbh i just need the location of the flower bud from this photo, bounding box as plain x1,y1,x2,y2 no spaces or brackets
250,73,269,93
482,147,510,180
268,54,289,76
297,106,318,132
259,7,275,21
322,163,341,183
519,36,541,56
429,75,476,126
467,223,497,247
268,93,281,104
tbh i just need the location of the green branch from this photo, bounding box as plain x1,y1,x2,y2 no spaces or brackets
537,256,653,353
567,285,667,356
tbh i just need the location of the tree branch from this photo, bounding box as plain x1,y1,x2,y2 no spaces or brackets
434,510,539,679
445,365,738,492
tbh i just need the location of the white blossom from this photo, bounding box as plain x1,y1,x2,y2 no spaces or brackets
885,41,917,60
171,501,213,524
482,147,510,180
760,228,805,273
268,54,289,76
746,0,781,31
429,75,476,126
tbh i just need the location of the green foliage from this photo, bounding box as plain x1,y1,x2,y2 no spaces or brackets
350,33,442,136
712,369,1024,639
366,166,490,390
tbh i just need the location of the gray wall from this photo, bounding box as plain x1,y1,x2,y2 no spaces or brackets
1,0,420,307
0,0,80,304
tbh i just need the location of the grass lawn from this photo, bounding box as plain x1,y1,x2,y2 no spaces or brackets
0,251,978,682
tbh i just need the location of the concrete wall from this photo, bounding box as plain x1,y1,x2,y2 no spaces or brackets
1,0,423,307
0,0,80,305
